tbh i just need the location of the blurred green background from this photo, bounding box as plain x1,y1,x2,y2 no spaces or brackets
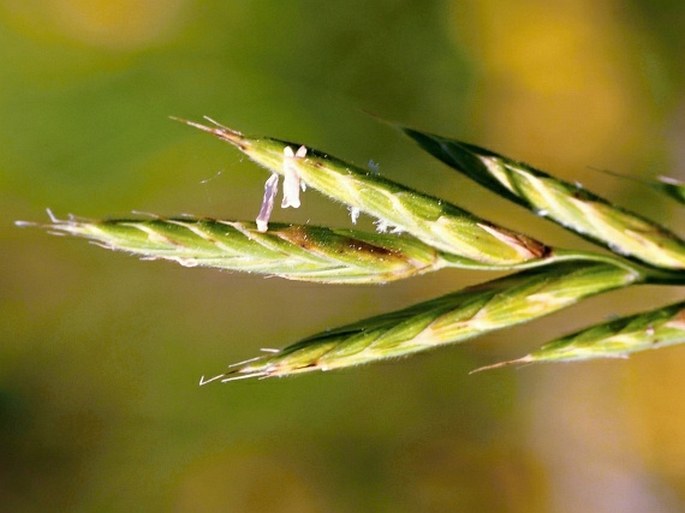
3,0,685,511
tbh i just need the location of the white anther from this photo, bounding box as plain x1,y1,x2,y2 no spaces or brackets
349,206,360,224
282,145,307,209
256,173,280,232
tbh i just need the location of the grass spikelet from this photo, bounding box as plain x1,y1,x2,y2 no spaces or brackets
25,213,450,284
203,262,641,382
402,128,685,271
175,117,551,267
22,212,647,282
474,300,685,371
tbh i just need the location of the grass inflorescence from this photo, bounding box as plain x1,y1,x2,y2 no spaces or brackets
20,117,685,382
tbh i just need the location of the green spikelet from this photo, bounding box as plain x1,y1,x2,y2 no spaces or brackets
402,128,685,271
28,213,451,284
204,262,641,382
474,300,685,371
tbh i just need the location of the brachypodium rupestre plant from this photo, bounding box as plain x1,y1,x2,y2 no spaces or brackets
20,117,685,383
